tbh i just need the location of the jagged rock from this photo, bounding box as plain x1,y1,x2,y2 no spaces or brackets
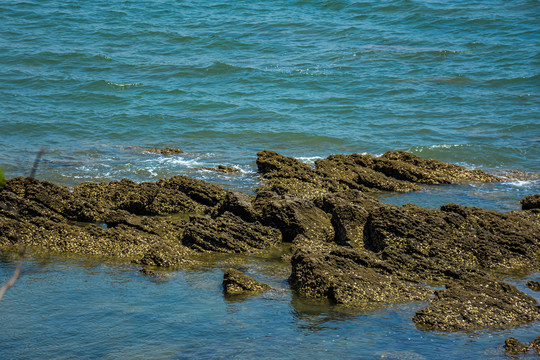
214,190,260,223
505,337,530,354
314,191,382,248
138,240,192,267
256,150,502,198
526,280,540,291
222,268,270,295
413,275,540,331
289,236,431,307
157,175,226,207
521,194,540,210
375,150,502,184
364,203,540,277
147,147,184,155
181,212,281,253
3,177,103,222
254,193,334,243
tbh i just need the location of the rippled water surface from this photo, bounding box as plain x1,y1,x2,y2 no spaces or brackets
1,0,539,358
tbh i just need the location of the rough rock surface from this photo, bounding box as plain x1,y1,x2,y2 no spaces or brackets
147,147,184,155
412,274,540,331
200,165,241,173
505,337,530,354
505,336,540,355
222,268,270,295
289,236,431,307
256,150,503,198
181,212,280,253
1,150,538,333
527,280,540,292
521,194,540,210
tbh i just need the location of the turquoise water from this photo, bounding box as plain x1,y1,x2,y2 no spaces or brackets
1,1,539,358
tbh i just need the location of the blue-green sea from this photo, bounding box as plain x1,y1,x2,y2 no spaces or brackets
1,1,539,358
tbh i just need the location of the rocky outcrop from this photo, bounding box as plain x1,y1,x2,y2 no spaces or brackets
256,150,503,198
222,268,270,295
1,150,538,333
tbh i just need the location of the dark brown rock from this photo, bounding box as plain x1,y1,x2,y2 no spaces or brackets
521,194,540,210
214,190,260,223
222,268,270,295
254,193,334,243
201,165,241,173
256,150,502,199
530,336,540,353
505,337,529,354
181,212,281,253
413,275,540,331
147,147,184,155
527,280,540,291
289,236,431,307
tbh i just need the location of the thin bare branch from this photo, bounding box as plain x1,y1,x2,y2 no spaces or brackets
28,146,46,179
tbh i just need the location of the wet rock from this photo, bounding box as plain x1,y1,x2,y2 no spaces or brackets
505,337,529,354
314,191,381,248
256,150,502,198
521,194,540,210
254,193,334,243
3,177,103,222
147,147,184,155
137,240,192,267
526,280,540,291
413,275,540,331
200,165,241,173
289,236,431,307
214,190,260,223
181,212,281,253
222,268,270,295
364,203,540,277
74,175,223,215
375,150,502,184
530,336,540,353
157,175,227,208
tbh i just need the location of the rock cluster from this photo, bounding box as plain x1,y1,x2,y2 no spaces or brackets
1,150,538,332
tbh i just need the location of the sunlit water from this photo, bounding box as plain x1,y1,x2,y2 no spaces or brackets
1,0,539,358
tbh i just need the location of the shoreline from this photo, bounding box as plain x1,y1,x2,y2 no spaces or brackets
1,149,539,333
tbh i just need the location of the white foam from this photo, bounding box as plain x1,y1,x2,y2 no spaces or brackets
296,156,323,164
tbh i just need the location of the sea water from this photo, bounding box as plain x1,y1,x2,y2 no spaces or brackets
0,1,539,358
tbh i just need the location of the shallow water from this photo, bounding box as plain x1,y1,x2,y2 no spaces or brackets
1,254,539,360
1,0,539,358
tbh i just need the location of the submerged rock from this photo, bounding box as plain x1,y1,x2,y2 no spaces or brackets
147,147,184,155
222,268,270,295
505,337,530,354
200,165,241,173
